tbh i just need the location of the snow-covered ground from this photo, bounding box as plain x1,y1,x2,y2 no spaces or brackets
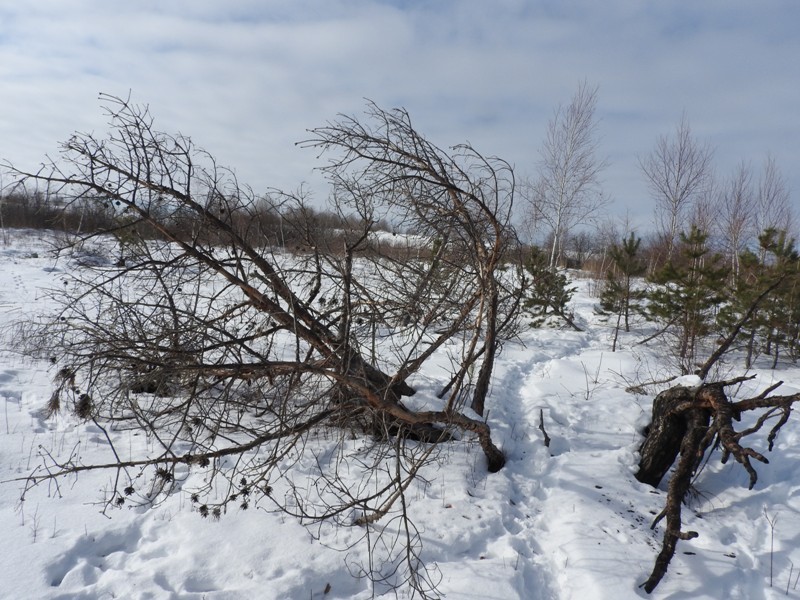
2,229,800,599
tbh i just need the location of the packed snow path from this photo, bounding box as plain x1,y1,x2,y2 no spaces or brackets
2,232,800,599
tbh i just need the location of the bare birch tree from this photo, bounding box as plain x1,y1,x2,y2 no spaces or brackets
755,153,793,238
689,181,719,242
529,81,607,269
640,114,714,261
717,161,755,277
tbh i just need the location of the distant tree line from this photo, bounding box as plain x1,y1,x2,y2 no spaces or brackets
0,188,424,257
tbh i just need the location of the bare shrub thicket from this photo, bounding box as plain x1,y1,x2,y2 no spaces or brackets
4,95,522,597
0,190,115,232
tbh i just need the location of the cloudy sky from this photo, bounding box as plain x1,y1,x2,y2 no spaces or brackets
1,1,798,230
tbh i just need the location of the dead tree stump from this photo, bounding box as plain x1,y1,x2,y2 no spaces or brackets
636,386,710,487
633,377,800,593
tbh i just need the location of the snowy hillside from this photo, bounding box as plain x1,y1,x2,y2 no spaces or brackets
2,229,800,600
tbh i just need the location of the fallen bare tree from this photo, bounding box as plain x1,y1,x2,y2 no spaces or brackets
3,94,522,597
636,376,800,593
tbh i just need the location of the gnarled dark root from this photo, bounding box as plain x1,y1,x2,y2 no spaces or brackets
636,376,800,593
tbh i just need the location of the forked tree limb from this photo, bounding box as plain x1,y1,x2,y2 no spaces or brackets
696,384,768,489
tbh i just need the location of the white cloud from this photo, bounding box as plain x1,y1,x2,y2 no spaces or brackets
1,1,798,230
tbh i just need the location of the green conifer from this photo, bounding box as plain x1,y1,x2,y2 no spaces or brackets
645,226,729,374
599,232,646,350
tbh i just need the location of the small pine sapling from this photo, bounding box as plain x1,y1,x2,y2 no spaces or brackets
523,246,580,330
645,226,729,374
598,232,646,350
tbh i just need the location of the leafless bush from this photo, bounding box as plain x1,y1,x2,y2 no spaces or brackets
4,94,522,597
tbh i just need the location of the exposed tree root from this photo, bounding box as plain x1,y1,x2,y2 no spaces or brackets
636,377,800,593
